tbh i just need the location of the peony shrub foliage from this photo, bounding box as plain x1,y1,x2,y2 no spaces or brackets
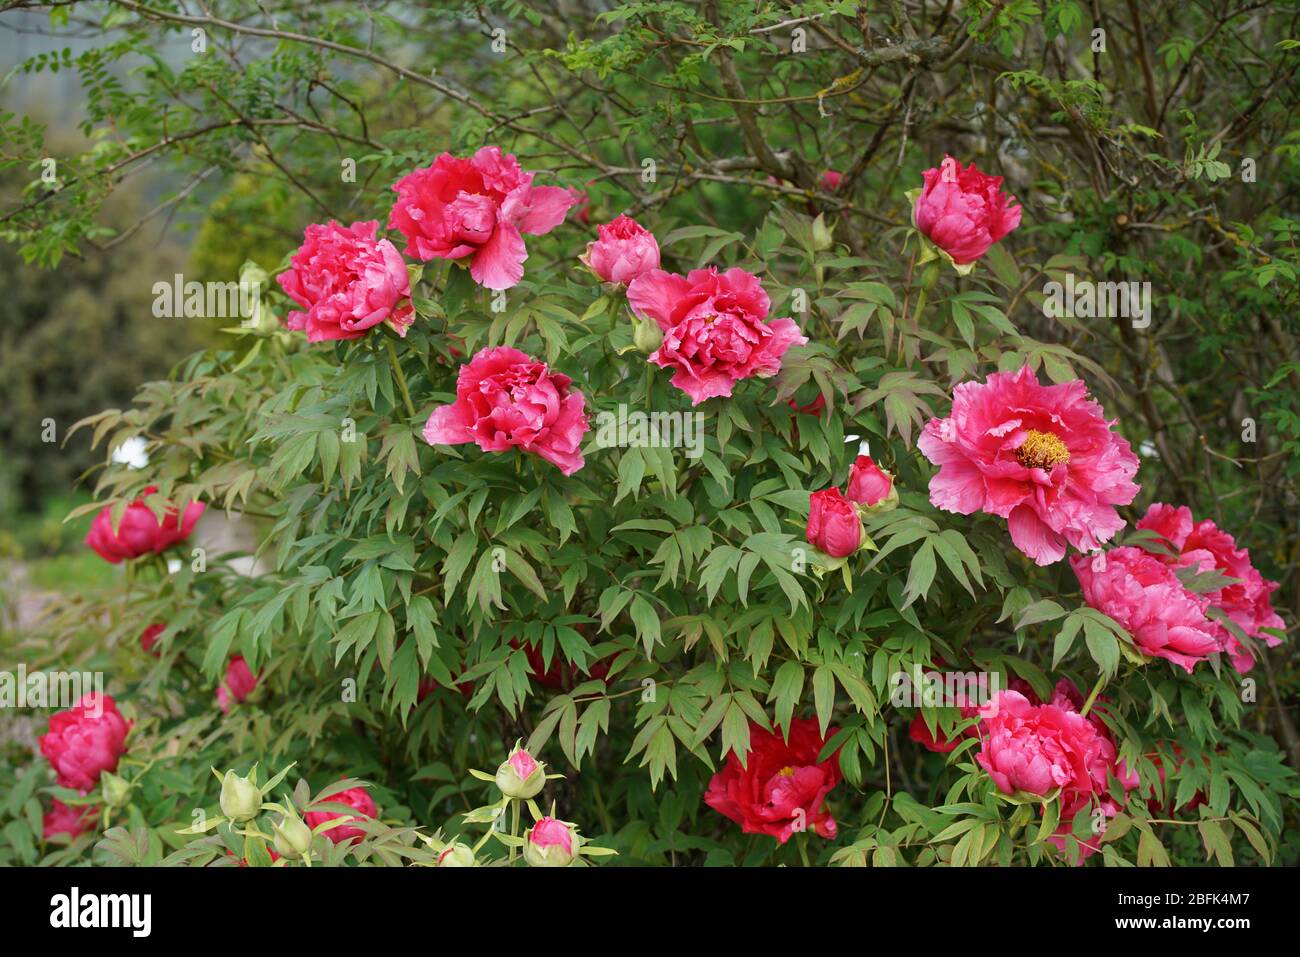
1,1,1296,868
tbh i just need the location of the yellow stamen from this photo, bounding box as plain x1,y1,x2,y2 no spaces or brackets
1015,430,1070,470
776,766,796,777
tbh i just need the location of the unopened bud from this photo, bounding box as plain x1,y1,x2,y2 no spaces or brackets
272,809,313,859
495,745,546,800
101,771,131,808
632,316,663,354
218,769,262,823
437,842,476,867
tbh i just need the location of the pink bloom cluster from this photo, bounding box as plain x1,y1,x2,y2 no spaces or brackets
627,267,806,405
276,220,413,342
919,364,1139,566
1071,547,1221,673
1072,503,1285,674
1138,504,1284,672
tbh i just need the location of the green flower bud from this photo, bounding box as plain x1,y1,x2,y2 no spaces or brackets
811,213,834,251
101,771,131,808
494,746,546,800
271,809,313,859
219,769,262,823
436,842,476,867
631,316,664,354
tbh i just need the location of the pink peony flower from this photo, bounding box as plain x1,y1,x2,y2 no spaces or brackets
975,690,1115,798
85,487,205,563
846,455,893,506
43,799,97,840
626,267,807,405
39,693,131,792
913,156,1022,264
388,147,575,290
580,214,660,285
806,487,863,558
423,346,590,476
216,655,260,713
1136,503,1284,673
305,785,378,845
276,220,413,342
1071,547,1223,673
918,364,1139,566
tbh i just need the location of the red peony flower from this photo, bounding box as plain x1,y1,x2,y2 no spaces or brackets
704,718,842,844
139,623,165,656
388,146,575,290
626,267,807,405
918,364,1139,566
216,655,260,713
806,487,863,558
39,693,131,792
913,156,1021,264
1136,503,1284,673
84,487,205,563
43,799,97,840
423,346,590,476
276,220,413,342
305,785,378,845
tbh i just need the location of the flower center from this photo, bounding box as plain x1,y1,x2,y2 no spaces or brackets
1015,430,1070,470
776,766,796,778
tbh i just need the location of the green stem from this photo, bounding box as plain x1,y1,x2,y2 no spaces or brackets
911,286,928,329
509,799,521,864
1079,673,1106,717
386,339,417,421
797,836,812,867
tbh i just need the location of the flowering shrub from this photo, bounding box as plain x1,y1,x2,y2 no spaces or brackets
1,1,1297,870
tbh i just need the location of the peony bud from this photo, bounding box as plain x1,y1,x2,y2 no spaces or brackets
846,455,897,512
631,315,664,354
811,213,833,251
495,745,546,800
436,842,476,867
271,808,314,859
219,769,262,823
100,771,131,808
806,487,864,558
523,816,578,867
